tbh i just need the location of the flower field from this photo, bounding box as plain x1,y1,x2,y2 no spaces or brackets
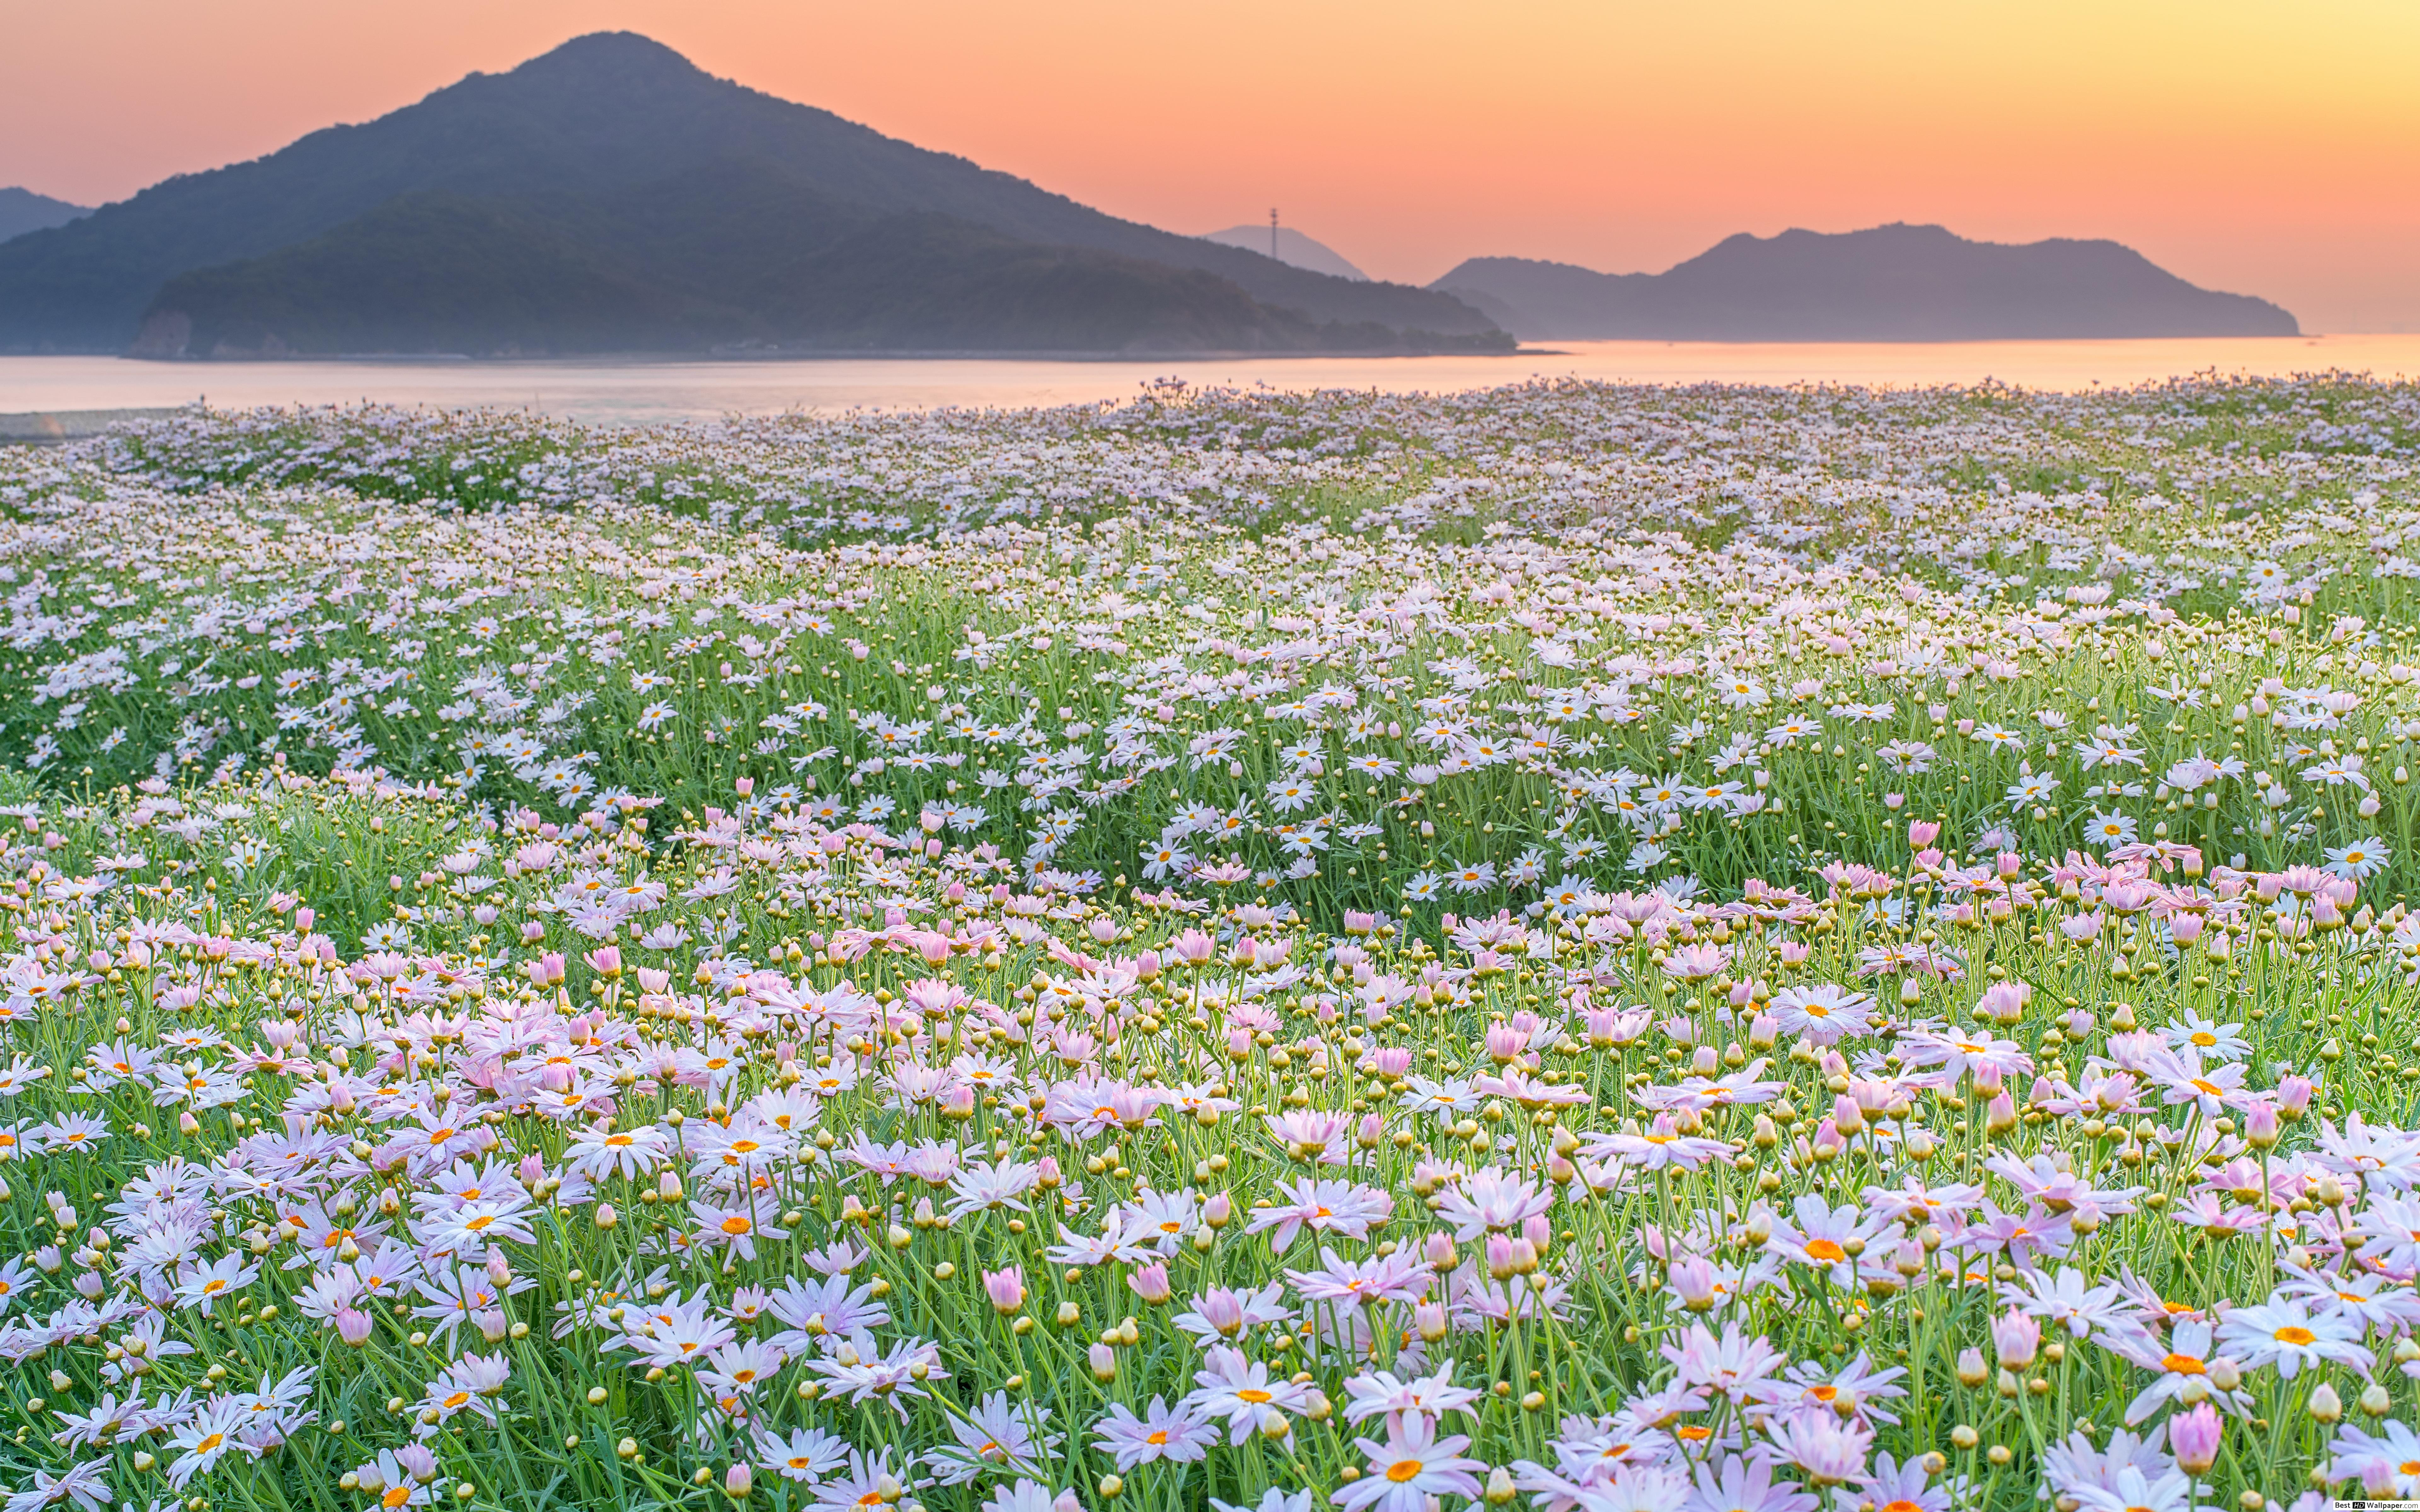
2,375,2420,1511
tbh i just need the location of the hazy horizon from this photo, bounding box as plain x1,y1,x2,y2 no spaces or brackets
5,1,2417,332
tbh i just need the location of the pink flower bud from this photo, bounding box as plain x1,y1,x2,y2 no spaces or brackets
1201,1192,1230,1227
2169,1401,2221,1476
336,1307,374,1346
1993,1308,2040,1370
1985,1090,2018,1137
984,1267,1026,1314
397,1444,438,1483
1194,1287,1246,1335
1670,1254,1718,1312
1523,1213,1553,1255
1979,980,2031,1023
1425,1230,1459,1271
725,1463,754,1499
1127,1263,1172,1305
2279,1075,2315,1118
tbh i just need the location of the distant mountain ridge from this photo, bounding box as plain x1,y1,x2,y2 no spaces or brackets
1198,226,1368,282
1434,223,2298,341
0,33,1505,357
0,188,89,245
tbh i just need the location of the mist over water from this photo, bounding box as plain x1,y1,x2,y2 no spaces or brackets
6,335,2420,422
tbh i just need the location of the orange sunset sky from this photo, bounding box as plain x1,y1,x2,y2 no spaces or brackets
5,0,2418,332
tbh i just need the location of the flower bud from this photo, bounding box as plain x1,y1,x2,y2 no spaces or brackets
1984,1091,2018,1137
400,1445,439,1484
1670,1254,1719,1313
985,1267,1026,1314
1128,1263,1172,1306
1993,1309,2040,1371
2169,1401,2221,1477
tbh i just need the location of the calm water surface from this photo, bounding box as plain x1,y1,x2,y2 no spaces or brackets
5,335,2418,423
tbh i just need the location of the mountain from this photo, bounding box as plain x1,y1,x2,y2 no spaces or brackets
134,170,1423,357
1433,224,2298,341
0,32,1503,355
0,187,89,244
1198,226,1368,282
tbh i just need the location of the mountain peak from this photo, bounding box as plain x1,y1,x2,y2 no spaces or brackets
500,31,711,86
